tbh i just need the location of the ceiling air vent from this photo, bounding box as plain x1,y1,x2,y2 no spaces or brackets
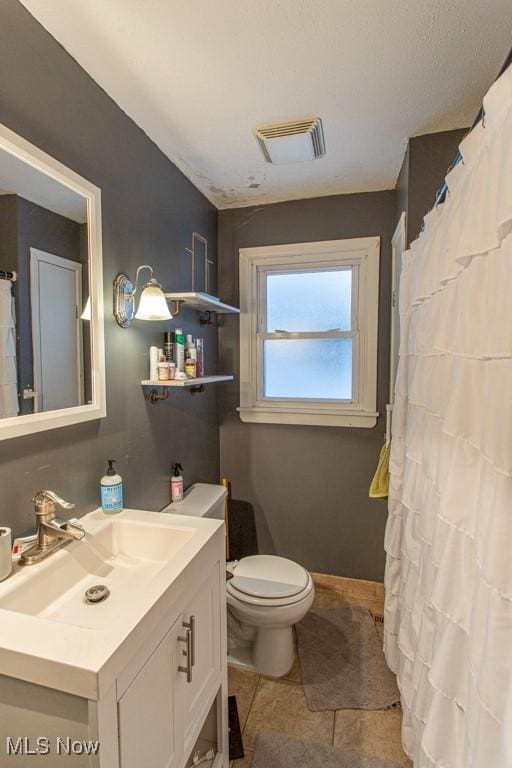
254,117,326,164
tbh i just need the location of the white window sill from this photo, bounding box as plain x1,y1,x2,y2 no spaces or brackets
237,407,378,428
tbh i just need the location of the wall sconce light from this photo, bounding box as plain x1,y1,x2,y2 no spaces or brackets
113,265,174,328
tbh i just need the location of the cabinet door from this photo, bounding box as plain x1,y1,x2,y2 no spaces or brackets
118,617,183,768
182,562,222,747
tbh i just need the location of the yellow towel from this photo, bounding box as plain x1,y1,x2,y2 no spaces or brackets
369,441,390,498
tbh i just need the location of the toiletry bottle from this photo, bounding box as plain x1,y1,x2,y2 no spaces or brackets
174,328,185,373
171,463,184,502
164,331,174,362
158,360,170,380
149,346,159,381
101,459,123,514
196,338,204,377
185,336,197,377
185,357,196,377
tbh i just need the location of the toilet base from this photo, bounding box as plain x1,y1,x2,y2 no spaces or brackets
253,626,296,677
227,647,257,673
228,626,296,678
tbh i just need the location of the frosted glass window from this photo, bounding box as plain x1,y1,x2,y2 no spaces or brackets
266,269,352,332
263,338,353,400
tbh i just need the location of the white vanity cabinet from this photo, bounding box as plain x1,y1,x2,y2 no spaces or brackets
117,563,224,768
0,510,228,768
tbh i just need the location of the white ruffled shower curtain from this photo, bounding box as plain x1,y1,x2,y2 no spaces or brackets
384,65,512,767
0,279,19,418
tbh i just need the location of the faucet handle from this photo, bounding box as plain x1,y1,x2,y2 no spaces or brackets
33,490,75,514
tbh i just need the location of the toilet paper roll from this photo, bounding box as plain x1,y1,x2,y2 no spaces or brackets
0,527,12,581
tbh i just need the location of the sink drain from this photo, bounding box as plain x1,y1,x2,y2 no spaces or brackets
85,584,110,604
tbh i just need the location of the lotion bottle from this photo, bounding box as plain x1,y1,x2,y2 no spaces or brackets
171,463,184,502
175,328,185,373
101,459,124,514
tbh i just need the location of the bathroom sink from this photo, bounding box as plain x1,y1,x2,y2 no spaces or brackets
0,516,195,629
0,506,223,700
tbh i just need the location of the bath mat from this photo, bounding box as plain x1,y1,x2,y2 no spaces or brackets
296,605,400,711
252,731,403,768
228,695,244,760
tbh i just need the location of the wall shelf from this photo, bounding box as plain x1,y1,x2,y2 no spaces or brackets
141,375,233,402
141,375,233,388
164,292,239,315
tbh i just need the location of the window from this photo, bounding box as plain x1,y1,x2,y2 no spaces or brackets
238,237,380,427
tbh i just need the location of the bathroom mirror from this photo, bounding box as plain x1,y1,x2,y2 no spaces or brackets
0,122,105,440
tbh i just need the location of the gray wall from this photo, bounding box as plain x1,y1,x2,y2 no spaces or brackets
0,1,220,536
218,192,396,581
397,128,468,245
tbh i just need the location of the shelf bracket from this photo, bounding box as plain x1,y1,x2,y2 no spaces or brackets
165,299,183,318
146,388,169,404
189,384,205,395
199,310,213,326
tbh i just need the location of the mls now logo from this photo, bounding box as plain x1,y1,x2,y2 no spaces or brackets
6,736,100,756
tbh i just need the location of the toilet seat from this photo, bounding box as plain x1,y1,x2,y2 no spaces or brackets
227,555,313,607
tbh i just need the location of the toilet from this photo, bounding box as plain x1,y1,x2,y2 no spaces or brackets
163,483,314,678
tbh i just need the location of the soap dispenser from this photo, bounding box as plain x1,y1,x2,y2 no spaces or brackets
171,463,184,502
101,459,124,514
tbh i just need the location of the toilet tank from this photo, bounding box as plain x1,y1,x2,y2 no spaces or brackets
161,482,227,519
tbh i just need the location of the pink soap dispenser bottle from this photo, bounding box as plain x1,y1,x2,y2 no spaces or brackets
171,463,184,502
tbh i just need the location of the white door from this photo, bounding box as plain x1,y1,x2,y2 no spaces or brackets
388,213,406,439
30,248,83,412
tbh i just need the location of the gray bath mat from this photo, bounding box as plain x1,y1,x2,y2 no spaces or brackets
296,606,400,711
253,730,402,768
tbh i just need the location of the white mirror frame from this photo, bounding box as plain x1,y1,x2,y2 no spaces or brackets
0,122,106,440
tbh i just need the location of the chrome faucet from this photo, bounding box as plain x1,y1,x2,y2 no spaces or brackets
19,491,85,566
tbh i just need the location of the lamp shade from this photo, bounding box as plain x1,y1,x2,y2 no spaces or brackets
135,282,172,321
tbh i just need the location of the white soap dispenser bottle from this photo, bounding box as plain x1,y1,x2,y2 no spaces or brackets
101,459,124,514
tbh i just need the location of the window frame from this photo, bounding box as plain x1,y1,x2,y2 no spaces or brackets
238,237,380,428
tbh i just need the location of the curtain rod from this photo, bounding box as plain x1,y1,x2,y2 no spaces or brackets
433,45,512,210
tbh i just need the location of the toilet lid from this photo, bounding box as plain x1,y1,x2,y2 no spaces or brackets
229,555,309,599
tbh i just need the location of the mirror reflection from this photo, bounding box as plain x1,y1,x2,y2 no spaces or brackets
0,149,91,418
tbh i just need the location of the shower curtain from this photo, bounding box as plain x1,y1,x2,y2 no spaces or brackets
0,279,19,418
384,64,512,767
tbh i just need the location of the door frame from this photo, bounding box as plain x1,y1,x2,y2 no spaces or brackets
388,212,406,442
30,248,84,413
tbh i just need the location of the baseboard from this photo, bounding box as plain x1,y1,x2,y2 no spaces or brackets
311,571,385,618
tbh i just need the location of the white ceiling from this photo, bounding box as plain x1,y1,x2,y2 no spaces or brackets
20,0,512,209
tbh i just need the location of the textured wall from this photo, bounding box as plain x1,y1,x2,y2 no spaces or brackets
218,192,396,581
0,1,220,536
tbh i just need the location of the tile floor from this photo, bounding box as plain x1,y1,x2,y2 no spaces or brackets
228,581,412,767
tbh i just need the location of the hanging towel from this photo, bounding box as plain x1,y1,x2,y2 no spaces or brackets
369,441,390,498
0,280,19,418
